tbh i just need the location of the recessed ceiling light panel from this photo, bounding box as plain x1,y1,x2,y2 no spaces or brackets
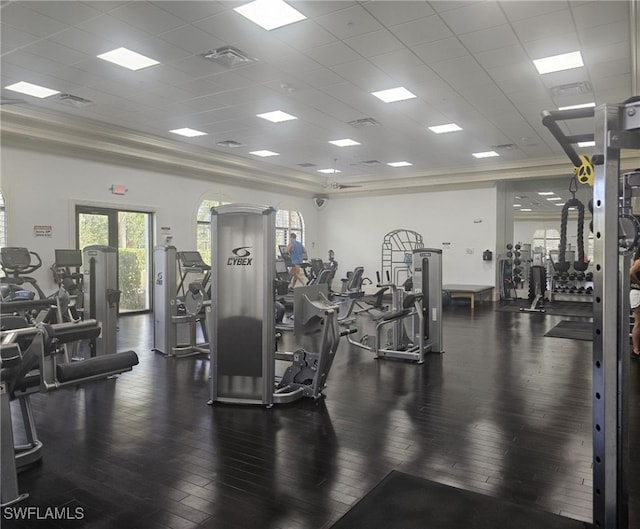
257,110,297,123
250,150,279,157
533,51,583,74
318,168,341,174
428,123,462,134
97,47,159,71
170,128,207,137
5,81,59,98
472,151,499,159
387,161,412,167
578,141,595,147
537,191,555,196
371,87,416,103
329,139,360,147
234,0,306,30
558,102,595,110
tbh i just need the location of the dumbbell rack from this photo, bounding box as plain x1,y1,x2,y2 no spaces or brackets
549,268,594,302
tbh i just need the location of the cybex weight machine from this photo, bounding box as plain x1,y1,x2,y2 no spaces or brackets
209,204,352,406
153,246,210,357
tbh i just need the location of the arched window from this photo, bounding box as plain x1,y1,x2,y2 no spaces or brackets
0,191,6,249
197,199,227,265
276,210,305,249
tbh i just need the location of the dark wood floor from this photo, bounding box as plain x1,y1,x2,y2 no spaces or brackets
6,300,640,529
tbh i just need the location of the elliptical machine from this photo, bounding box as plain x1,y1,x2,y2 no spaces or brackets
0,247,47,301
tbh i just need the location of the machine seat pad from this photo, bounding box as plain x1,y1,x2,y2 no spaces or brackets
380,308,411,322
53,326,101,345
56,351,139,383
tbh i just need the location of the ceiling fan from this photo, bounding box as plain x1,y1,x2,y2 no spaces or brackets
324,158,363,190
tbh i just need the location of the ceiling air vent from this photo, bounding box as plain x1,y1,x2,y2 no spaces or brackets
57,93,93,108
297,163,317,167
491,143,517,151
216,140,245,148
361,159,381,166
202,46,257,68
348,118,381,128
550,81,593,98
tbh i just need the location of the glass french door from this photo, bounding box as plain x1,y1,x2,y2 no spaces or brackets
76,206,152,313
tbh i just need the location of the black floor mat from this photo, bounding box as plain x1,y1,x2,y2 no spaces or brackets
545,320,593,341
330,471,590,529
496,300,593,318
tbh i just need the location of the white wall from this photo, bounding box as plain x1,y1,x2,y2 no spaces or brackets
316,186,498,286
1,146,318,293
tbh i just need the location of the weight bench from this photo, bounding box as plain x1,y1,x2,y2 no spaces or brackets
1,320,139,507
442,284,494,310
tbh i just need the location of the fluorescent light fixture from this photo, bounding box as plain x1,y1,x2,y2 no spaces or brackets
556,203,566,206
318,168,341,174
428,123,462,134
547,197,562,201
387,161,412,167
533,51,583,74
578,141,595,147
520,208,532,212
170,128,207,137
97,47,159,71
513,204,522,208
329,139,360,147
558,102,595,110
537,191,555,196
257,110,297,123
371,87,416,103
472,151,499,159
234,0,306,31
5,81,59,98
250,150,279,157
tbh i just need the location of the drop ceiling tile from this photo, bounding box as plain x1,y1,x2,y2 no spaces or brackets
389,15,453,47
511,9,574,42
48,27,119,56
458,24,519,53
272,20,338,50
438,2,507,34
413,37,468,64
192,9,265,46
571,0,629,28
577,20,628,48
166,55,228,79
76,14,154,45
296,68,345,89
500,0,568,22
431,1,482,14
151,0,227,23
109,2,187,34
0,22,43,53
363,0,435,26
521,34,581,62
344,30,405,58
330,59,394,92
429,54,482,80
590,73,631,93
305,41,363,67
475,44,531,69
1,2,70,38
158,25,226,55
21,39,89,66
370,50,438,82
22,1,103,25
295,1,358,19
587,58,631,79
583,40,630,67
2,49,66,77
315,4,384,39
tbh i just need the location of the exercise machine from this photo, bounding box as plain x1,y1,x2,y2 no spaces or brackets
1,319,138,506
520,265,546,313
349,248,443,363
82,245,120,357
0,247,47,300
381,229,424,287
541,97,640,529
209,204,353,406
153,246,210,357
